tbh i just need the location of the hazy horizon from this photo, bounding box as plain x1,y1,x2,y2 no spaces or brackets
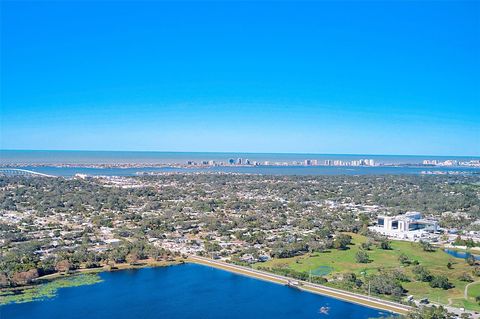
1,149,480,158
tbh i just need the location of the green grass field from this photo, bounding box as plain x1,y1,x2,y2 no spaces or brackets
468,282,480,298
255,233,480,311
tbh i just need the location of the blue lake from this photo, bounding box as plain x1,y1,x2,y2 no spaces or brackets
444,249,480,261
0,264,394,319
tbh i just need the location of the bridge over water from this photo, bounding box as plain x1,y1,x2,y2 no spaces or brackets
0,168,56,177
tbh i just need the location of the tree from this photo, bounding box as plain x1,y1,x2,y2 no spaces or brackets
390,269,410,282
413,265,432,282
361,241,372,250
38,256,56,276
465,238,476,248
466,254,476,266
458,273,473,282
11,269,38,286
126,252,139,265
204,241,222,253
355,250,370,263
333,234,352,250
379,238,391,250
453,235,464,246
0,273,9,288
147,246,164,261
308,241,327,253
368,274,405,298
419,240,435,252
473,267,480,277
398,253,410,265
429,275,453,290
405,305,455,319
109,246,128,263
342,273,362,288
55,260,72,273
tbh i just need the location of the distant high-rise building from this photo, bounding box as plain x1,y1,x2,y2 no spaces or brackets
443,160,458,166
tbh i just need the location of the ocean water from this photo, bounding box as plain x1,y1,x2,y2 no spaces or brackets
0,264,394,319
2,150,479,177
2,165,480,177
1,150,479,165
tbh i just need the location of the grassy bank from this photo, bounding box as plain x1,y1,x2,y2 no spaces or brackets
254,233,480,311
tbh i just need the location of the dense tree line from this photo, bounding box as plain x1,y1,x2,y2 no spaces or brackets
0,238,175,288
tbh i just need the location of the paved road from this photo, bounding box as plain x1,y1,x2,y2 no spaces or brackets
189,256,412,314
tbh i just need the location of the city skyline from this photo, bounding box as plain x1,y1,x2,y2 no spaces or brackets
1,1,479,156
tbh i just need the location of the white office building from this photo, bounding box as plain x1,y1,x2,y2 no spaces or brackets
370,212,439,241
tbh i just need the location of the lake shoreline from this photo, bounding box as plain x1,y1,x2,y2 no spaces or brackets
1,256,407,314
188,256,411,315
0,258,185,306
0,262,396,319
4,251,475,315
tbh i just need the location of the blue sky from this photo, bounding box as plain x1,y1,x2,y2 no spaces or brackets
1,1,479,156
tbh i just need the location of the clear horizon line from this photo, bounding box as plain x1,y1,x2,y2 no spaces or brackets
1,149,479,158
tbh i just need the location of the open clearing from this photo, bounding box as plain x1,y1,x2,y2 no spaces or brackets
255,233,480,311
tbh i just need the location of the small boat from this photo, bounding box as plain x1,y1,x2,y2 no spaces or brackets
319,306,330,315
